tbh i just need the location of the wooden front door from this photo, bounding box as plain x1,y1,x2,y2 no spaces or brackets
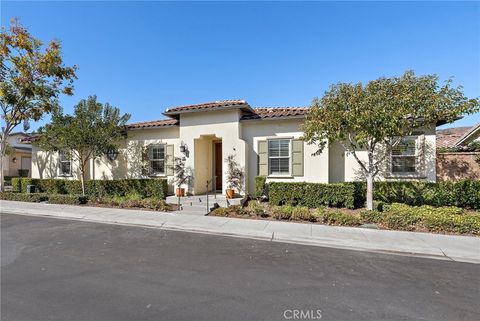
214,142,222,191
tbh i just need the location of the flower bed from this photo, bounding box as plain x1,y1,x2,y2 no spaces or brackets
89,194,174,212
209,200,480,235
0,192,174,212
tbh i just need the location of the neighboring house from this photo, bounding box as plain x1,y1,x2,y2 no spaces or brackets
436,123,480,181
1,132,33,178
31,100,438,196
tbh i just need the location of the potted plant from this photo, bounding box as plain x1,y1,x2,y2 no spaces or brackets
225,154,244,199
174,157,188,197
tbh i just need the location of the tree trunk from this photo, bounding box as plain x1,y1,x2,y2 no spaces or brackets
79,168,85,196
366,173,374,211
366,147,375,211
0,138,7,192
79,156,86,197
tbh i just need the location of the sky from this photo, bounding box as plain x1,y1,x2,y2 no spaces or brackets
1,1,479,131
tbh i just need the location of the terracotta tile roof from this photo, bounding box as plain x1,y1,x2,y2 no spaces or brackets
455,122,480,146
436,126,471,148
20,135,37,143
164,100,249,115
126,118,178,129
241,107,309,120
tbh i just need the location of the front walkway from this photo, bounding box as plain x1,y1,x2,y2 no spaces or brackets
1,200,479,264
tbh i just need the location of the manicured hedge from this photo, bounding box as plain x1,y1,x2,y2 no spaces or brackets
372,180,480,209
0,192,48,202
265,180,480,209
255,176,267,199
269,182,357,209
11,178,168,199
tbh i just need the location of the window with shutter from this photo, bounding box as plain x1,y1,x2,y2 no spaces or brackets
148,144,166,175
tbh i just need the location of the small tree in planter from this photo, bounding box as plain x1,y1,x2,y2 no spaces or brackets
174,157,189,197
225,154,244,199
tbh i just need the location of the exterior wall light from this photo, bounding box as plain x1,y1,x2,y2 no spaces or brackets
106,149,119,161
180,142,188,154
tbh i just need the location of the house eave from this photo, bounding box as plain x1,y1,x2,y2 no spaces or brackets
240,115,306,122
163,104,254,119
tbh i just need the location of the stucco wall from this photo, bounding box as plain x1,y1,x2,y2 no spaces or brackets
92,126,180,181
7,152,31,176
241,118,329,194
32,147,83,180
436,152,480,181
180,109,247,195
339,126,437,182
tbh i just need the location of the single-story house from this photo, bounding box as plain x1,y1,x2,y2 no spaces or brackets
1,132,32,178
31,100,438,196
436,122,480,181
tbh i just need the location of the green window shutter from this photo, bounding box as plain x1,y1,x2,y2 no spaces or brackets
142,144,153,176
148,144,154,160
292,139,304,177
258,140,268,176
165,144,174,176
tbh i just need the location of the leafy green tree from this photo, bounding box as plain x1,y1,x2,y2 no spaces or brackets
302,71,479,210
0,19,77,190
35,96,130,195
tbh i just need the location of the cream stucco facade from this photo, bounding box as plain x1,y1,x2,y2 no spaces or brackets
31,100,437,196
1,133,32,178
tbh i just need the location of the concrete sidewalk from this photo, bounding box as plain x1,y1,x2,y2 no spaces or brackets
1,200,479,264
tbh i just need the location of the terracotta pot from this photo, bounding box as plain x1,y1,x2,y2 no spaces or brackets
176,188,185,197
225,189,235,199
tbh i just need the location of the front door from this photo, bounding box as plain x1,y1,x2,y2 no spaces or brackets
214,142,222,192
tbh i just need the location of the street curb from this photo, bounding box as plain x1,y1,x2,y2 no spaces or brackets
3,210,479,264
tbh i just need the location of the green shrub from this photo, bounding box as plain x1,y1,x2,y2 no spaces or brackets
92,196,170,211
11,177,22,192
247,201,266,217
255,176,267,199
4,176,16,186
291,207,317,222
381,203,479,234
0,192,48,202
18,178,168,199
373,180,480,209
269,182,357,209
271,205,294,220
360,210,386,223
421,212,480,234
321,210,361,226
228,205,249,216
211,207,228,217
48,194,89,205
266,180,480,210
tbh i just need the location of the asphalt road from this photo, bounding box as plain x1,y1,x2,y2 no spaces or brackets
1,213,479,321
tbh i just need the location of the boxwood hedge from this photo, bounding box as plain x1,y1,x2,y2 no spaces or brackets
0,192,48,202
266,180,480,209
268,182,357,209
11,178,168,199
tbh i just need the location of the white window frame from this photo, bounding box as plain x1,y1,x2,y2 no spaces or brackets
149,144,166,176
267,138,292,177
390,136,418,176
58,150,72,177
